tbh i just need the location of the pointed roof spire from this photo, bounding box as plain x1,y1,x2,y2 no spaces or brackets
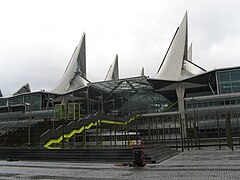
155,12,188,81
0,89,3,97
140,67,144,76
78,32,86,78
104,54,119,81
188,42,192,62
51,33,88,94
13,83,31,96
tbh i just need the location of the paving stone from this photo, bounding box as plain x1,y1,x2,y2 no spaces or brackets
0,147,240,179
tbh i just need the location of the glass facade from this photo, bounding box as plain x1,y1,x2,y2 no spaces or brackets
88,91,172,116
185,94,240,131
186,97,240,110
88,77,174,115
217,69,240,94
0,98,6,106
8,93,42,111
87,77,174,115
119,91,172,115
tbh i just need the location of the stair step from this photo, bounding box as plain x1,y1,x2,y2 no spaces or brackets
0,145,178,164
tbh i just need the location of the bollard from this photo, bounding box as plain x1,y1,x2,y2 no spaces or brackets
132,140,146,167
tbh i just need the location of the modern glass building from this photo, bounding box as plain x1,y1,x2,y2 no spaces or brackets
0,12,240,149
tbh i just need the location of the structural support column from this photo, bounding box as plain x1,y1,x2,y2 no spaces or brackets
176,83,186,139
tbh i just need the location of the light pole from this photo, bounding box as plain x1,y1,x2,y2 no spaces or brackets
69,93,76,144
96,95,104,114
191,97,198,148
47,98,54,133
86,88,90,115
7,102,11,135
69,94,74,120
25,103,31,148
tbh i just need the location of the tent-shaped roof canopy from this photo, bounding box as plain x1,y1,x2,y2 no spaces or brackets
51,33,89,94
13,83,31,96
104,54,119,81
155,12,206,82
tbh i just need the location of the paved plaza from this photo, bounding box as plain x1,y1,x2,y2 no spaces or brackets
0,147,240,179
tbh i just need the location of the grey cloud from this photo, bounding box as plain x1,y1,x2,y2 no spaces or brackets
1,0,240,95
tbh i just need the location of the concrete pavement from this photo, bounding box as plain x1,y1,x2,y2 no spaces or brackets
0,146,239,179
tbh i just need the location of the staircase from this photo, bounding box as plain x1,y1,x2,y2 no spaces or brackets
144,144,179,163
0,120,54,147
0,146,178,164
40,114,139,149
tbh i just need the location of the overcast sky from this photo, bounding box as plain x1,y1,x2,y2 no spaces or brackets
0,0,240,95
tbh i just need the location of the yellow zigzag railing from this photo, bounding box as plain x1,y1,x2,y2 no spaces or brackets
44,101,177,149
44,114,141,149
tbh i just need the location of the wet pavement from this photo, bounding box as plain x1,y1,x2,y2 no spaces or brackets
0,146,240,179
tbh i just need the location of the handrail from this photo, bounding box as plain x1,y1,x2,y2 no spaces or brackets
67,121,73,126
0,124,7,130
43,114,141,149
55,125,62,131
160,101,178,112
40,129,51,138
77,118,82,122
40,115,92,146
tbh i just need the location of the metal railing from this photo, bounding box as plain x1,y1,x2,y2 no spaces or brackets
40,113,139,149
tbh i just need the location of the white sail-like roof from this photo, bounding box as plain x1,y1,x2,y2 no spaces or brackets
51,33,89,94
155,12,205,81
13,83,31,96
155,12,188,81
104,55,119,81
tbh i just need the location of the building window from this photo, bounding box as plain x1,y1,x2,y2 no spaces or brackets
237,99,240,104
219,101,224,106
209,102,214,107
230,70,240,92
197,103,202,108
214,101,219,106
231,100,236,105
225,100,230,105
203,102,208,107
217,69,240,94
